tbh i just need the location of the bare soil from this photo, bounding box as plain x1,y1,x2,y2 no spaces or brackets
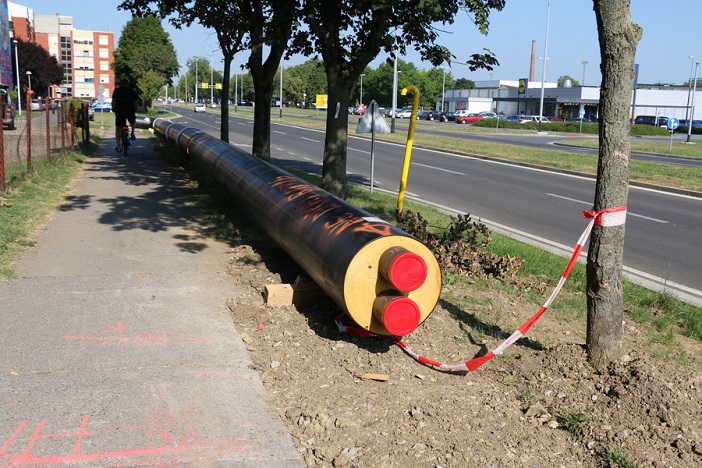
223,238,701,468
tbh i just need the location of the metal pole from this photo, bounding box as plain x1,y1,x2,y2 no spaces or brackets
686,56,696,142
391,34,398,133
234,73,238,112
537,0,551,133
13,40,21,116
210,56,213,106
279,64,283,118
441,67,446,112
689,62,699,143
195,60,198,103
581,60,588,85
360,74,364,106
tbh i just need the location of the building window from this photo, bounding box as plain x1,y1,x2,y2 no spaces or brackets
99,48,109,59
99,35,109,46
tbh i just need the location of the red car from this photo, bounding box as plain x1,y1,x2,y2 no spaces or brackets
456,113,483,124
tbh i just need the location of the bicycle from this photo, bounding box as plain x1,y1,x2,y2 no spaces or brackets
121,124,131,157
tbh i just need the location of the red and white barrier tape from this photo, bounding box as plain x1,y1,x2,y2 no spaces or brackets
336,206,627,373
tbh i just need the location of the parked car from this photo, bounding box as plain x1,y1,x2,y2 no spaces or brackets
92,102,112,113
395,108,413,118
446,109,470,121
194,102,206,113
87,105,95,121
0,85,15,129
566,117,591,123
478,111,497,119
456,113,483,124
679,119,702,128
30,99,45,111
634,115,668,127
517,115,550,124
421,110,449,121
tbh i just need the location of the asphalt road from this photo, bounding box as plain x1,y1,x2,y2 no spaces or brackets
171,106,702,306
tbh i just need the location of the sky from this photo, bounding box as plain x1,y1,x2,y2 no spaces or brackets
18,1,702,86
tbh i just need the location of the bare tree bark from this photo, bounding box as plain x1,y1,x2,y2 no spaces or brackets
587,0,641,371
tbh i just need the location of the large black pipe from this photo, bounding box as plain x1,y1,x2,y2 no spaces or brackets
153,119,441,336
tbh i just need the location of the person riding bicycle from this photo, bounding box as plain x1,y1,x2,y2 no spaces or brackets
111,78,138,152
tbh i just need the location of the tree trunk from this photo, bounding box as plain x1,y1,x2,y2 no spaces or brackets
248,35,287,161
587,0,641,371
321,65,352,199
220,54,232,142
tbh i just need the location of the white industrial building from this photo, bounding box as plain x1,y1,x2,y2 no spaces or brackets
437,80,700,122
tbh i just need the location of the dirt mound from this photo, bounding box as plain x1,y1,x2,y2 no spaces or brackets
225,244,701,467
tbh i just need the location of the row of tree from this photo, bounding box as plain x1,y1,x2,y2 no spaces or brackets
114,0,642,371
116,0,506,199
171,57,477,110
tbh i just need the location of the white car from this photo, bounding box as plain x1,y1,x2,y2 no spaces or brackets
194,103,206,113
396,108,413,118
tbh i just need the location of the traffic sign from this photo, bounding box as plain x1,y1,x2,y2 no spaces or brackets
667,117,679,130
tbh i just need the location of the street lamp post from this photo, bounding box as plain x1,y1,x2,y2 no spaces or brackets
687,62,699,144
13,39,21,115
686,56,696,141
26,70,32,92
195,60,198,103
441,66,448,112
360,73,365,107
581,60,588,86
537,0,551,133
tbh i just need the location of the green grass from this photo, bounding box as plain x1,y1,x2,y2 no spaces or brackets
560,137,702,158
0,143,91,278
213,106,702,193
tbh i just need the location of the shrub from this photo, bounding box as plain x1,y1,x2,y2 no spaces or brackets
397,210,524,281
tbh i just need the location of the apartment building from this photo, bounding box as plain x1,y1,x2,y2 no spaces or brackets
8,1,114,99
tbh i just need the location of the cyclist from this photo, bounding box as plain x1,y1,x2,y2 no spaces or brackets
111,78,138,152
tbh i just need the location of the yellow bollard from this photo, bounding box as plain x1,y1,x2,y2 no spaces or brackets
396,85,420,218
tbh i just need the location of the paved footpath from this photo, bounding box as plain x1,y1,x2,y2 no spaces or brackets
0,133,303,467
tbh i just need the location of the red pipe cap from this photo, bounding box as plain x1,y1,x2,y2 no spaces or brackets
387,251,427,292
379,296,421,336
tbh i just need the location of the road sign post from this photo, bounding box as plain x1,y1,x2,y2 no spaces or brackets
668,117,679,151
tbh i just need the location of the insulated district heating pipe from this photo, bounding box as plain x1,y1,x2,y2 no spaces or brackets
153,119,441,336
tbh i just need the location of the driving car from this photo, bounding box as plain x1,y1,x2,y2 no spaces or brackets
456,113,483,124
194,102,206,113
566,117,591,123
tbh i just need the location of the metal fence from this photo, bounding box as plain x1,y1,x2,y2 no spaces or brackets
0,96,90,191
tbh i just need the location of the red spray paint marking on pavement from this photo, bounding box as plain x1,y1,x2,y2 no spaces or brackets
64,322,210,346
0,390,258,466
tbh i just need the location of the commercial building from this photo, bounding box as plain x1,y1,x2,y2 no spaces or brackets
8,1,114,99
437,79,701,122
